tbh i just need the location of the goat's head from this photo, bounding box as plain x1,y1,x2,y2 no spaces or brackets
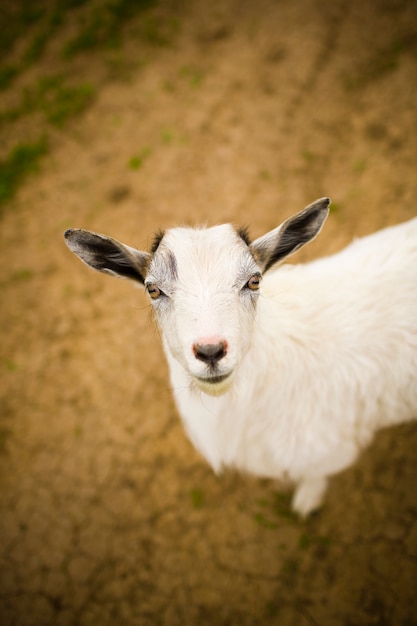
64,197,330,396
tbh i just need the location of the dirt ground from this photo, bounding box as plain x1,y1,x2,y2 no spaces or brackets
1,0,417,624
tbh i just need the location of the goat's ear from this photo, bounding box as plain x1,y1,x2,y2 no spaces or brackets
64,229,150,284
250,197,330,272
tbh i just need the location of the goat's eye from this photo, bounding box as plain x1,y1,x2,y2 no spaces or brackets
146,284,162,300
246,274,261,291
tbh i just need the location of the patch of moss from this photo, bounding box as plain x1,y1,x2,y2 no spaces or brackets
140,15,179,47
62,0,157,58
179,65,204,88
0,66,19,92
43,82,95,126
0,137,48,206
190,487,205,509
128,147,152,170
344,36,416,90
1,75,96,129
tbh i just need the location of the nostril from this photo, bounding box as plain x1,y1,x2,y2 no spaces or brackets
193,340,228,365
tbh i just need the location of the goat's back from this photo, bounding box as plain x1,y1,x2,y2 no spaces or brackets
256,216,417,429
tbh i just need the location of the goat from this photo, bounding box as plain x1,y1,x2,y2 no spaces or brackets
64,198,417,516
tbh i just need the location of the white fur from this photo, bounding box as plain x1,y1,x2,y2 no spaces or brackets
65,207,417,516
157,220,417,515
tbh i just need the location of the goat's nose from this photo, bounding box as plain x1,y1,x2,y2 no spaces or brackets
193,340,228,365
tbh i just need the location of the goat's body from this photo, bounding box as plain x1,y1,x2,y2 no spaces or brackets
65,199,417,515
167,218,417,511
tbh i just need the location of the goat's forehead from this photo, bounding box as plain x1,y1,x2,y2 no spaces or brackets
164,224,239,248
162,224,248,259
149,224,254,280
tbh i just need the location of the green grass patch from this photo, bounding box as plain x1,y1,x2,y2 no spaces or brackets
11,269,34,282
4,359,18,372
253,512,279,529
253,491,299,528
0,2,45,60
190,487,205,509
129,147,152,170
43,81,95,126
298,533,312,550
344,36,414,90
162,79,175,93
140,15,179,47
0,0,91,90
0,105,26,130
0,137,48,206
329,200,340,214
353,158,367,173
179,66,204,88
0,66,19,92
301,149,317,163
160,129,186,145
62,0,157,58
2,75,96,129
0,0,159,91
58,0,89,9
271,491,299,521
23,11,64,65
259,169,272,181
161,129,175,144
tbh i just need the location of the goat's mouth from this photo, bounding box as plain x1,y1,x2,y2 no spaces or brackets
193,372,233,396
197,374,230,384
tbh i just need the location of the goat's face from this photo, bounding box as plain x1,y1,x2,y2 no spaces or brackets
64,198,330,396
146,225,262,395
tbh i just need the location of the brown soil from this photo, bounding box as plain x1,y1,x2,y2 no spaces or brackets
1,1,417,625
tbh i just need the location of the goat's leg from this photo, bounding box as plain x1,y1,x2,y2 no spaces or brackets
292,477,328,517
292,441,360,516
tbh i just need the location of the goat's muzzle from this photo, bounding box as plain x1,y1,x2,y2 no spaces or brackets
193,340,228,365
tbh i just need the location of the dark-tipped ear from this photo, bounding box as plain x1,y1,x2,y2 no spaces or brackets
250,197,330,272
64,229,151,284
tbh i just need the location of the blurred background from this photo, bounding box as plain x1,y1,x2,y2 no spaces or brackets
0,0,416,624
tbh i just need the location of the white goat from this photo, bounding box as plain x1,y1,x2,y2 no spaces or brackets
64,198,417,516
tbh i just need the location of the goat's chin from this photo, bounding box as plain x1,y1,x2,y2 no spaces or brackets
193,374,234,397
